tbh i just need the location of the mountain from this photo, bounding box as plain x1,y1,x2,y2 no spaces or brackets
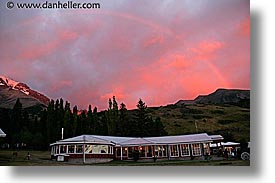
175,88,250,106
0,75,50,110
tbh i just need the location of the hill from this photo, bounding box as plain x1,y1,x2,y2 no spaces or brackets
176,88,250,108
144,102,249,142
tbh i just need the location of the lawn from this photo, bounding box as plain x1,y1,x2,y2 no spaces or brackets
0,150,250,166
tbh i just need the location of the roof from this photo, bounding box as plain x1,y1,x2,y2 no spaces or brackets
0,128,6,137
209,135,224,141
210,141,240,148
221,142,240,146
145,133,213,144
51,133,216,146
121,137,155,146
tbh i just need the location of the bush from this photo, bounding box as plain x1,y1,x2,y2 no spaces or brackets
217,119,236,125
210,110,225,115
192,115,212,119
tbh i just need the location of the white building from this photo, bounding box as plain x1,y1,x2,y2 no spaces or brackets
50,133,223,163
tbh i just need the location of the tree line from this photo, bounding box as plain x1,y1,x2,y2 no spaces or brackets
0,97,167,150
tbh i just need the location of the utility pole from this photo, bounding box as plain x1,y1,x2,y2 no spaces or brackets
83,135,86,164
61,128,64,140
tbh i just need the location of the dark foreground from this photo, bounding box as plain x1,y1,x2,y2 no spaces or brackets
0,150,250,166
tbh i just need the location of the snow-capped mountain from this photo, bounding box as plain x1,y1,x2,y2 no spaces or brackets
0,75,50,109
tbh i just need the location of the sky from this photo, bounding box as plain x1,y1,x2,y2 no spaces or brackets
0,0,250,110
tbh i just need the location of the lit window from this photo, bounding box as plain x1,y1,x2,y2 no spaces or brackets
154,145,167,157
169,145,179,157
192,144,201,156
92,145,108,154
181,144,190,156
85,145,93,153
162,146,167,157
122,147,128,156
203,143,210,155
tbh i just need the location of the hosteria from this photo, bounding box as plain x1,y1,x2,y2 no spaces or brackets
50,133,223,163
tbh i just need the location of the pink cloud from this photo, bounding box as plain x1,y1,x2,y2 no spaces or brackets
0,1,250,110
237,17,250,37
143,34,164,48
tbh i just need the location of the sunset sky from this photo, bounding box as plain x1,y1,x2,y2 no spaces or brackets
0,0,250,110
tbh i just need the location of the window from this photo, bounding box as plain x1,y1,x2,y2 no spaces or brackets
76,145,83,153
122,147,128,157
109,146,113,155
60,145,67,154
51,146,55,155
128,147,134,158
139,146,145,157
85,145,93,153
154,145,167,157
55,146,59,154
89,145,108,154
181,144,190,156
145,146,152,157
68,145,75,154
203,143,210,155
192,144,201,156
169,145,179,157
116,147,121,157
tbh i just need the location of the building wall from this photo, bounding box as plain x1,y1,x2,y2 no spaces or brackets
50,142,211,163
113,143,210,160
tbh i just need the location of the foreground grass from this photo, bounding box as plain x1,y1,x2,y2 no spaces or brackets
0,150,249,166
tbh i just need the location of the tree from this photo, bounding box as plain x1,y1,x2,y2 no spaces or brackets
72,105,78,136
112,96,119,135
46,100,55,144
63,101,72,138
118,102,128,136
133,99,167,137
152,117,167,136
93,107,100,134
39,109,48,149
10,99,23,145
20,127,32,148
134,98,149,137
87,105,93,133
106,96,119,135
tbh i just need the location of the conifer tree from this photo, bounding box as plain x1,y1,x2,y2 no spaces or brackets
87,105,93,133
10,99,23,145
118,102,128,136
63,101,72,138
112,96,119,135
46,100,55,144
135,98,148,137
72,105,78,136
107,97,118,135
93,107,100,134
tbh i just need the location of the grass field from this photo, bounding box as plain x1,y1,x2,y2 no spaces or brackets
147,103,250,142
0,150,250,166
